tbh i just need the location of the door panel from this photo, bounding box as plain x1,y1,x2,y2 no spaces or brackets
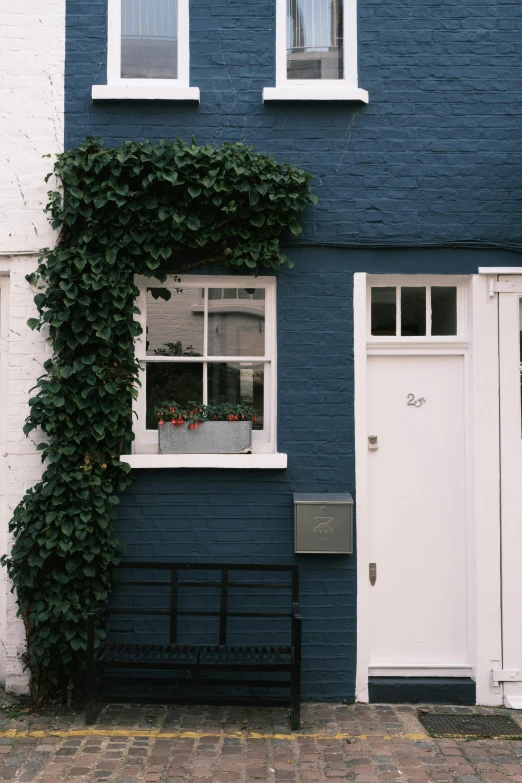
367,354,468,666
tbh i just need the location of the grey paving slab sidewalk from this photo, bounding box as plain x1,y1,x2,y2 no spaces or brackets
0,703,521,782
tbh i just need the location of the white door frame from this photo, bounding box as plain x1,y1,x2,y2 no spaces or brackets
354,272,503,705
478,267,522,707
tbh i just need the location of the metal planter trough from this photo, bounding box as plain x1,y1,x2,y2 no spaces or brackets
159,421,253,454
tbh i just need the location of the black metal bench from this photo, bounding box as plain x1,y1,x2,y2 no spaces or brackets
86,562,302,729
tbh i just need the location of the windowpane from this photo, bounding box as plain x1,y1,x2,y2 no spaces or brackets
371,287,396,336
146,286,203,357
121,0,178,79
287,0,343,79
208,363,264,430
145,362,203,429
207,288,265,357
431,286,457,336
401,287,426,336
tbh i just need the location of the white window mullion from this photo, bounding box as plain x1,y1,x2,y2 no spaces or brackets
108,0,123,84
396,286,401,337
202,285,208,405
203,285,208,357
426,285,432,337
203,362,208,406
176,0,190,86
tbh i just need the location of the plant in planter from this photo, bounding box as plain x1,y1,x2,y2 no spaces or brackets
155,401,258,454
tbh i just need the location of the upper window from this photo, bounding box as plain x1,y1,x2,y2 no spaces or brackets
134,276,277,454
263,0,367,100
368,279,465,340
94,0,198,98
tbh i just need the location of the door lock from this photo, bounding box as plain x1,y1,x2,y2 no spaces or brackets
369,563,377,585
368,435,378,451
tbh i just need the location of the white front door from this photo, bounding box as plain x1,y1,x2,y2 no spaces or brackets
367,353,469,674
498,276,522,708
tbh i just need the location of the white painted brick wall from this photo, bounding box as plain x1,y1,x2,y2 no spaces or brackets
0,0,65,692
0,1,65,252
0,261,53,694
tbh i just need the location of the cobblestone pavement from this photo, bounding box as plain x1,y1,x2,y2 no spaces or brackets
0,703,521,782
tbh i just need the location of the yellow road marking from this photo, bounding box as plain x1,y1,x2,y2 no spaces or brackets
0,728,429,741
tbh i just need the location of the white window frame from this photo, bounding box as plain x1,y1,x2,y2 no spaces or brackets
367,275,468,346
92,0,200,101
263,0,368,102
132,275,278,455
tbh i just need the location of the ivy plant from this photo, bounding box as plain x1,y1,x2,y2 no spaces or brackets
1,137,316,701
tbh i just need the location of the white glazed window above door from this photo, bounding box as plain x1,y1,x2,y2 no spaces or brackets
370,284,459,339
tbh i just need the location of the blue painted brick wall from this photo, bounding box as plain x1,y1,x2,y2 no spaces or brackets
65,0,522,245
65,0,522,699
114,249,521,700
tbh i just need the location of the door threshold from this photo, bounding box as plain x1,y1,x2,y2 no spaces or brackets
369,665,473,678
369,677,476,705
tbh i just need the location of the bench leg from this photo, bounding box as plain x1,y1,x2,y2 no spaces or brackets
85,658,100,725
86,696,102,726
290,669,301,730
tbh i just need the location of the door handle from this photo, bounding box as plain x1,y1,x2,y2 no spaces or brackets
369,563,377,585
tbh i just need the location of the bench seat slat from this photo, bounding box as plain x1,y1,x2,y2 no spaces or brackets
94,643,293,668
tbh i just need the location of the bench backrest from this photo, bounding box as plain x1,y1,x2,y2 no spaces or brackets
108,562,299,646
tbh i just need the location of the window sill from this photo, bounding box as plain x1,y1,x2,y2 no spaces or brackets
262,86,369,103
92,85,200,101
120,453,288,469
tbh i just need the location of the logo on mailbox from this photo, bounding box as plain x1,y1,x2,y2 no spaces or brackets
313,517,334,535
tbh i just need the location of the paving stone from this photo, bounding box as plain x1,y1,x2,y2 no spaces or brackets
0,703,517,782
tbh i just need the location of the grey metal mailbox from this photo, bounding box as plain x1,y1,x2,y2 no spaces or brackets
293,493,353,554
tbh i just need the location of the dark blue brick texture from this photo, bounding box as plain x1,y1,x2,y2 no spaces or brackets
66,0,522,700
65,0,522,245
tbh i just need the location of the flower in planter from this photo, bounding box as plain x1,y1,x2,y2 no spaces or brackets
154,400,258,430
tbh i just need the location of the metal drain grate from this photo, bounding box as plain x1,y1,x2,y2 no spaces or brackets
418,712,522,738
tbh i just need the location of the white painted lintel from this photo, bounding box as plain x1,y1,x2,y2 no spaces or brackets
121,453,288,469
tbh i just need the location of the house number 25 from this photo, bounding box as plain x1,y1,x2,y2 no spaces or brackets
407,393,426,407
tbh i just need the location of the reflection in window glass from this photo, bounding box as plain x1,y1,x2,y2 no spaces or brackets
121,0,178,79
371,287,396,336
208,289,265,357
431,287,457,336
146,287,203,357
208,363,264,430
146,363,203,429
287,0,343,79
401,287,426,336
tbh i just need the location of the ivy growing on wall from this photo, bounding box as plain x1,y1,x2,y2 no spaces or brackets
1,137,316,701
